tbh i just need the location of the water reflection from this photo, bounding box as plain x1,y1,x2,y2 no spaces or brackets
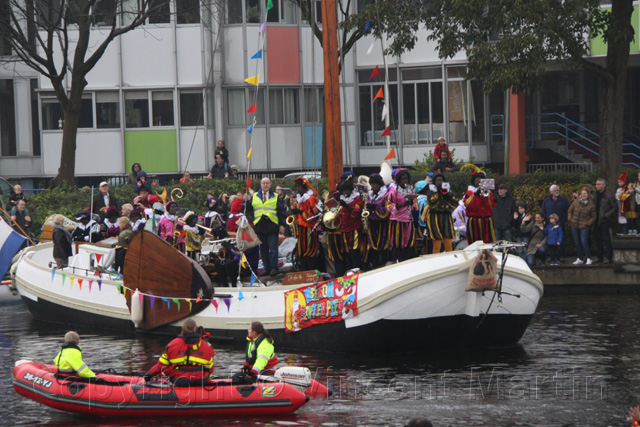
1,296,638,426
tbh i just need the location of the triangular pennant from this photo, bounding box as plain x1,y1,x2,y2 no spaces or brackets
150,296,156,310
96,254,103,263
70,276,74,289
266,0,273,11
381,103,388,121
260,21,266,33
116,282,122,294
245,177,251,190
369,66,380,80
247,122,254,134
250,272,257,287
98,279,102,291
250,50,262,60
62,274,66,286
244,75,259,86
173,298,180,311
384,147,396,161
94,270,100,277
163,298,170,309
247,147,253,159
196,295,202,303
188,300,192,312
367,42,375,55
224,298,231,312
78,278,83,291
139,292,144,306
380,126,391,137
364,21,371,33
247,102,257,113
211,299,219,312
51,269,55,282
373,88,384,102
238,289,244,300
241,253,248,267
88,280,92,293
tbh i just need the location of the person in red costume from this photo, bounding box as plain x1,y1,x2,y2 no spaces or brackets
288,177,322,271
463,171,497,244
336,178,364,276
227,196,246,233
145,318,215,386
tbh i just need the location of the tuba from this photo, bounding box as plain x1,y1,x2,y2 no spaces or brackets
361,192,370,233
285,194,299,238
322,205,342,230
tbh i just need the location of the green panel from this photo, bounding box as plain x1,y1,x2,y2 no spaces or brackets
591,6,639,55
124,130,178,173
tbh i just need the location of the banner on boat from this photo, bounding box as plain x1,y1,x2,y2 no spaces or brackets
284,274,358,333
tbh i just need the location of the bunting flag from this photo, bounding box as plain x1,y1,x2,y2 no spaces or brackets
247,103,257,114
88,280,92,293
247,147,253,159
373,88,384,102
116,282,122,294
94,270,100,277
251,50,262,60
173,298,180,311
98,279,102,291
96,254,103,264
381,103,388,121
62,274,66,286
70,276,74,289
238,289,244,300
51,269,55,282
260,22,266,33
223,298,231,312
266,0,273,11
364,21,371,33
196,295,202,304
247,122,254,134
211,299,219,312
250,272,257,287
241,253,248,268
384,147,396,160
245,177,251,190
244,75,260,86
380,126,391,137
163,298,170,309
369,66,380,80
139,292,144,306
150,296,156,310
78,278,83,291
188,299,192,312
367,42,375,55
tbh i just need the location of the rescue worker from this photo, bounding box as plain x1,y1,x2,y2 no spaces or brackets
240,321,278,380
53,331,96,378
144,318,215,386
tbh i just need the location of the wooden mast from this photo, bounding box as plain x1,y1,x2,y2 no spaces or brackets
321,0,344,190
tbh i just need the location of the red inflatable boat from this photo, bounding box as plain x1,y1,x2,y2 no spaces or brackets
13,360,328,417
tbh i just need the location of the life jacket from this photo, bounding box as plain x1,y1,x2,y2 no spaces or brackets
244,333,278,375
151,332,215,380
252,191,278,225
54,343,95,378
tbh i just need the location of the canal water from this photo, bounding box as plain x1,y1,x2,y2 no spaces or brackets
1,294,638,426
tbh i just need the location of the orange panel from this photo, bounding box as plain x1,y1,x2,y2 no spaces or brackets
267,27,300,84
509,90,528,176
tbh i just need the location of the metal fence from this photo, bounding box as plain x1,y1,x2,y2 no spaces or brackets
526,163,595,173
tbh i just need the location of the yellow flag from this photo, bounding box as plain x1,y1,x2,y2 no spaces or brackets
247,147,252,159
241,253,248,267
245,75,260,86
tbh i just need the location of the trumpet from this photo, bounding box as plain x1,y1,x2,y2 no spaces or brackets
286,194,299,238
361,192,370,232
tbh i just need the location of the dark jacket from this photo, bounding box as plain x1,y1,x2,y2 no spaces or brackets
210,163,229,179
492,194,517,229
595,190,618,225
521,221,547,255
514,213,529,238
247,190,285,235
431,160,458,173
92,193,118,216
568,198,596,230
53,226,73,259
541,196,570,228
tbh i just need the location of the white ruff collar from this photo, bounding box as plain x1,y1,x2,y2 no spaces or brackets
164,212,176,221
467,185,479,193
296,189,314,204
104,218,118,228
392,182,414,195
369,185,388,201
340,192,358,204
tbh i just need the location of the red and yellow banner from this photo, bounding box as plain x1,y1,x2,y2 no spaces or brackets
284,274,358,333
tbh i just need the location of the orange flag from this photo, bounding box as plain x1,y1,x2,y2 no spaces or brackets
380,126,391,137
372,88,384,102
384,147,396,160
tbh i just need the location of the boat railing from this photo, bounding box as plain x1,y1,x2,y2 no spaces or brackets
47,262,122,281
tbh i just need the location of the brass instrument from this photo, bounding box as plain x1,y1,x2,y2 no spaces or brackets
322,205,342,230
286,194,299,238
196,224,212,232
361,192,370,232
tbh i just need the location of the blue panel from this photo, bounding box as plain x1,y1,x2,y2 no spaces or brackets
304,126,323,168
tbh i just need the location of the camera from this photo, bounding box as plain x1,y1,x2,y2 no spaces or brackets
442,182,450,191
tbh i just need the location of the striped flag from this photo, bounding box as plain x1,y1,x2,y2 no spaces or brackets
0,217,27,279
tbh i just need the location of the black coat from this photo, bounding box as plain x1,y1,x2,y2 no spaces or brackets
92,193,118,215
493,194,517,229
595,190,618,225
53,227,72,259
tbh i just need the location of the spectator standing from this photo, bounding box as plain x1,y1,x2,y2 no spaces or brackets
128,163,142,185
513,202,529,259
594,178,617,264
92,181,118,218
493,183,517,242
568,187,596,265
431,150,458,173
229,165,239,180
543,213,563,265
208,154,229,179
540,185,570,260
10,199,31,238
52,215,72,268
215,140,229,167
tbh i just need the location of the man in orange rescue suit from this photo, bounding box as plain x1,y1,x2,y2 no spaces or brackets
145,318,215,386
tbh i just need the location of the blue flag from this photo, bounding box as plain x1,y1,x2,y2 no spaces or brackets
0,217,26,280
251,49,263,59
247,122,254,134
363,21,371,33
250,272,257,287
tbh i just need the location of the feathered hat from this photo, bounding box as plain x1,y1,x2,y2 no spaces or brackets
618,172,628,182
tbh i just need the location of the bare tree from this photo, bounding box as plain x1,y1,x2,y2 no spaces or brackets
0,0,162,186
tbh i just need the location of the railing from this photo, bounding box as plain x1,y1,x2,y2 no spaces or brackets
490,115,504,147
526,163,595,173
364,129,399,146
530,113,640,168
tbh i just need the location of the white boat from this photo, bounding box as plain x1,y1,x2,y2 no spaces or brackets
11,231,543,353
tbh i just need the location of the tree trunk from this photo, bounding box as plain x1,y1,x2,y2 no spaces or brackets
59,109,80,186
597,0,633,191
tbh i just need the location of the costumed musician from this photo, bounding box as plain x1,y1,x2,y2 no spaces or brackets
289,177,322,271
337,177,365,275
323,172,353,277
426,173,457,253
71,211,103,243
183,211,206,261
158,200,181,247
464,170,497,244
366,173,391,268
415,180,431,254
387,168,417,262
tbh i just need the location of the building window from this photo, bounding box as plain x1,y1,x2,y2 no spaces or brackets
41,95,64,131
0,79,16,156
152,91,174,126
180,91,204,126
92,0,116,26
269,88,299,125
78,96,94,128
125,91,149,128
96,91,120,129
304,87,324,123
177,0,200,24
226,0,243,24
302,0,322,24
359,83,398,146
30,80,41,155
267,0,297,24
36,0,63,27
246,0,261,23
148,0,170,24
227,89,246,126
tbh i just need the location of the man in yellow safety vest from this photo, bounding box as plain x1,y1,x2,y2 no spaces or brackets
249,177,285,277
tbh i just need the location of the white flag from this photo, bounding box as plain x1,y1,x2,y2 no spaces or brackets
367,42,375,55
381,104,388,121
